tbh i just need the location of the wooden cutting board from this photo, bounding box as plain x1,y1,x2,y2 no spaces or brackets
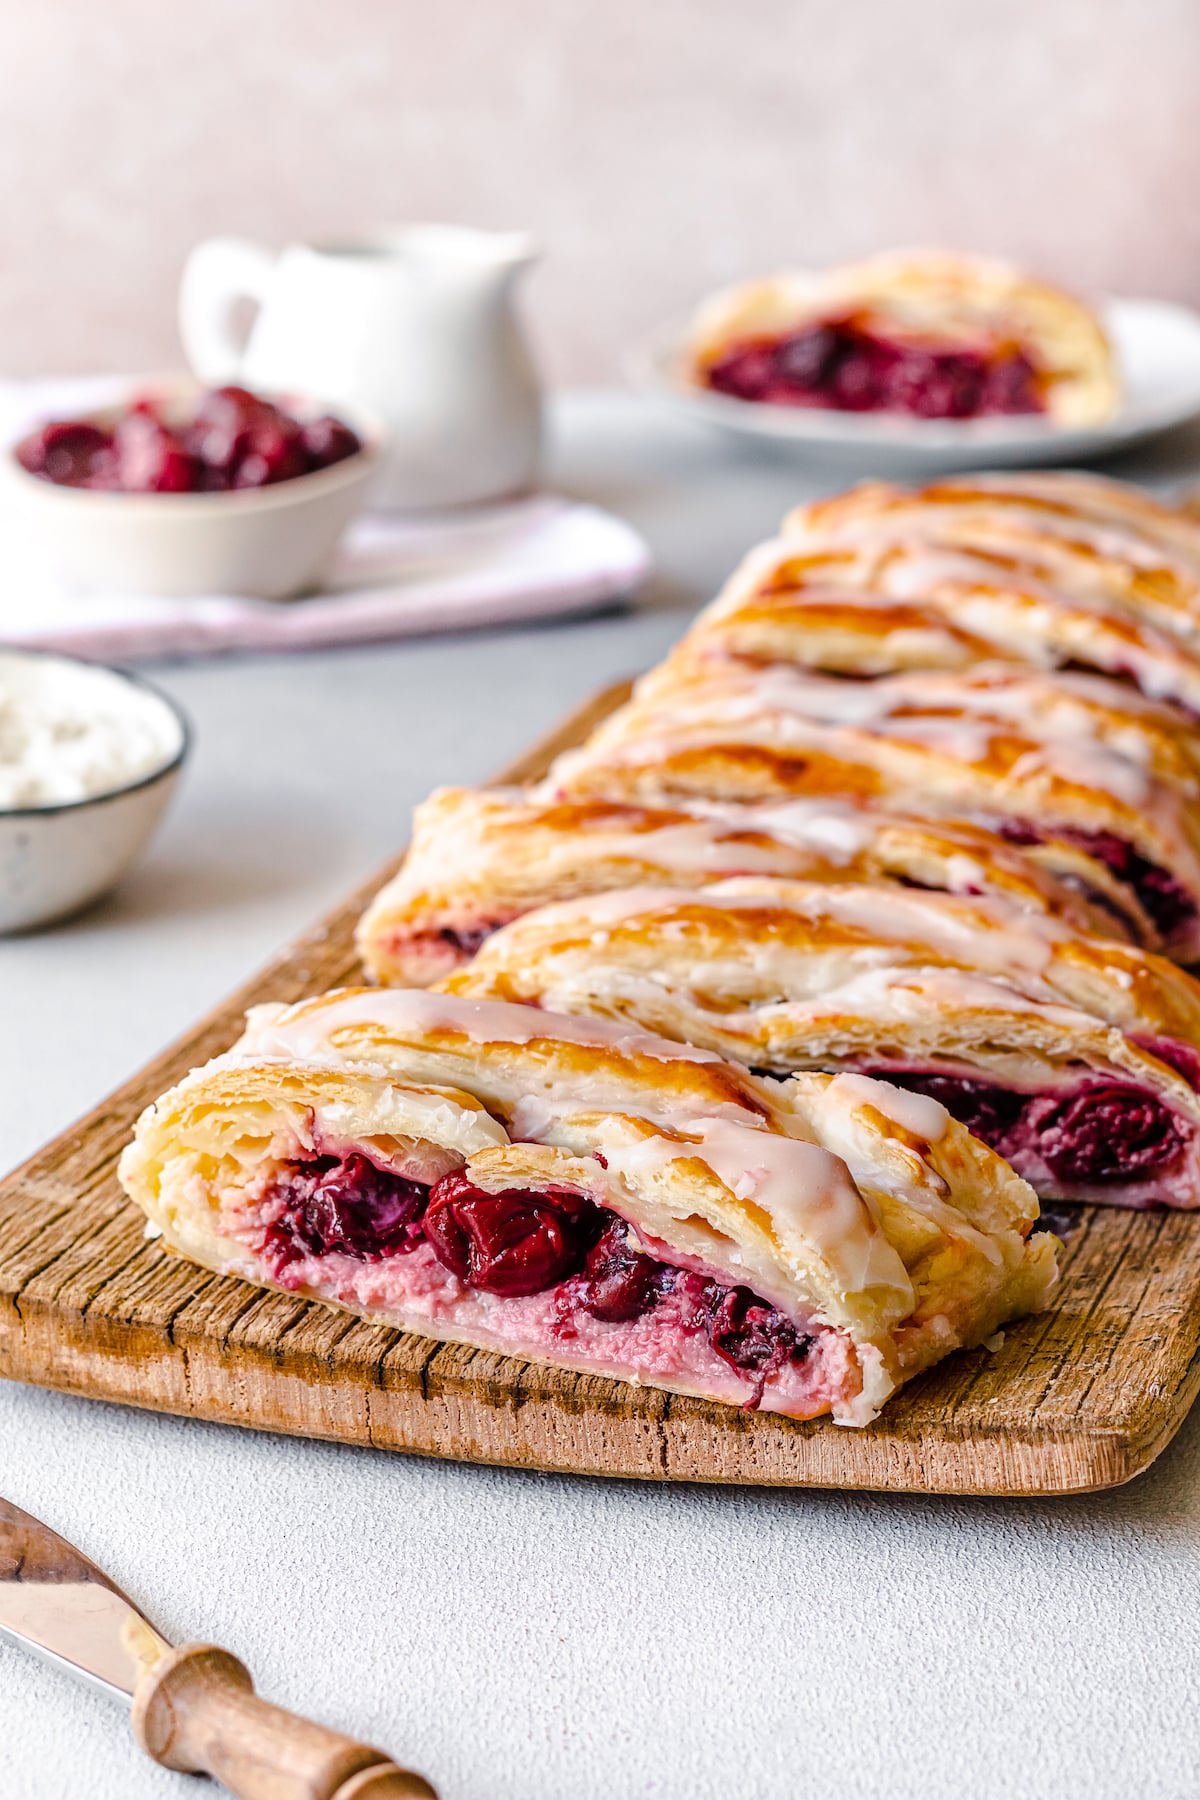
2,680,1199,1497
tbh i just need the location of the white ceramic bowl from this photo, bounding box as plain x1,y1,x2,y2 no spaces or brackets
0,650,189,933
1,381,384,600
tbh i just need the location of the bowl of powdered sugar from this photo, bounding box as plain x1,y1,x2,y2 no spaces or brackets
0,648,188,931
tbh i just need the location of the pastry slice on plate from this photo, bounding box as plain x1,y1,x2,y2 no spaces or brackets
356,784,1138,985
118,989,1056,1426
542,661,1200,961
444,880,1200,1209
685,251,1117,424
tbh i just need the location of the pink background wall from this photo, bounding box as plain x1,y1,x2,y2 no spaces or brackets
2,0,1196,383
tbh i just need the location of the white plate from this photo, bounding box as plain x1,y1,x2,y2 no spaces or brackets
631,297,1200,472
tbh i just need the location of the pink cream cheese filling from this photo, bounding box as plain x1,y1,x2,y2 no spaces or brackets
223,1149,867,1421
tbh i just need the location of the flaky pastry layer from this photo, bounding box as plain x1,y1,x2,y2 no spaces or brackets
356,785,1138,986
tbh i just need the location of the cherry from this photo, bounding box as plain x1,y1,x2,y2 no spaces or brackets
706,344,777,401
186,385,269,476
772,325,843,391
16,421,113,487
424,1172,592,1296
15,386,361,495
264,1154,429,1268
1029,1087,1185,1182
903,353,985,419
111,411,198,494
300,415,362,470
983,350,1039,413
705,1284,808,1378
870,1070,1027,1149
871,1067,1188,1187
559,1216,667,1323
1132,1036,1200,1090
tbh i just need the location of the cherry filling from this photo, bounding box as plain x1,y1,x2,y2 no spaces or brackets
869,1071,1188,1187
556,1215,673,1322
15,386,361,495
423,1171,597,1297
703,1285,811,1396
434,925,495,958
258,1158,811,1402
995,821,1196,943
704,319,1043,419
263,1154,429,1268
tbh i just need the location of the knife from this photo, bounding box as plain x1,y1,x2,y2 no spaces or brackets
0,1495,436,1799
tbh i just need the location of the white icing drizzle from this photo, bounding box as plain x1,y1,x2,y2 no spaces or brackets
515,880,1065,987
691,1118,912,1301
586,661,1191,834
793,481,1200,582
607,1115,913,1305
574,816,816,877
825,1073,949,1142
245,988,723,1067
719,799,880,859
795,963,1106,1035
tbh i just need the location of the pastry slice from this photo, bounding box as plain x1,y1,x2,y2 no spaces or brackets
685,251,1117,423
543,661,1200,960
118,989,1056,1427
444,881,1200,1209
669,528,1200,718
356,784,1139,986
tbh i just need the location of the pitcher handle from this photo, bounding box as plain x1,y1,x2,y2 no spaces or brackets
178,237,277,385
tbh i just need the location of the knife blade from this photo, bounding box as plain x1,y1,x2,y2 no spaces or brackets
0,1495,436,1799
0,1494,170,1701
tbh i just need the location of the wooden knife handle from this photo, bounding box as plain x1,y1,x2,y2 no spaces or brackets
132,1643,437,1800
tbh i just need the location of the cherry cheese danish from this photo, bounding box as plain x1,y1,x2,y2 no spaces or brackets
119,990,1056,1426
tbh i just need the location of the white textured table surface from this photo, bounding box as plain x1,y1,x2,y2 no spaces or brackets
4,393,1200,1800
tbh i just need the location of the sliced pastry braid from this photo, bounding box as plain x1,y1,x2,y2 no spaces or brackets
784,472,1200,608
356,784,1140,986
667,526,1200,719
541,661,1200,960
649,470,1200,714
444,880,1200,1209
119,989,1056,1427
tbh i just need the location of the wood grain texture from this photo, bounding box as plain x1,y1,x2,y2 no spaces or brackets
2,677,1199,1497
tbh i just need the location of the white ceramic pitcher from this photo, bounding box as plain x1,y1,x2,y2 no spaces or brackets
179,225,543,510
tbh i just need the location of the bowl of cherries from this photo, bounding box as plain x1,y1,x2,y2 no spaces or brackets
5,381,383,599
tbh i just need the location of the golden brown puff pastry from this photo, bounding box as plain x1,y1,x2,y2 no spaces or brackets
685,251,1117,424
117,989,1056,1426
356,785,1141,987
785,471,1200,591
668,527,1200,719
444,881,1200,1209
542,661,1200,961
782,473,1200,669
